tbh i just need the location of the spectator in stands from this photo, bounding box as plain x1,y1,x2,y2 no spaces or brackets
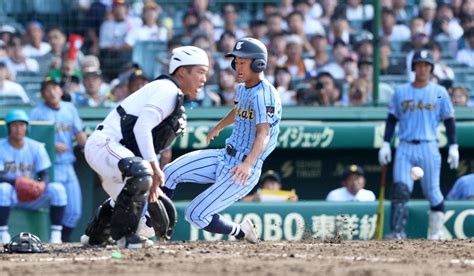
266,13,285,38
458,14,474,50
447,173,474,200
6,35,40,74
99,0,139,81
297,72,341,106
256,3,279,21
451,0,465,18
217,68,236,106
249,19,269,45
269,32,288,66
342,53,358,86
353,31,374,61
380,38,405,75
326,165,376,202
0,42,15,77
242,170,298,202
449,86,470,106
81,0,107,56
381,8,411,42
181,9,199,44
37,27,67,76
127,69,148,94
23,20,51,58
461,0,474,17
124,0,167,48
81,55,101,74
431,3,464,41
195,17,217,48
107,79,128,109
294,0,325,36
274,66,297,105
216,31,237,70
309,30,330,73
282,35,313,79
191,33,213,52
46,50,82,99
329,17,351,45
319,40,349,80
319,0,338,28
73,69,106,107
190,0,223,28
0,25,16,45
420,0,437,35
0,62,29,104
286,11,314,52
358,59,394,104
456,27,474,68
345,0,374,21
348,79,370,106
429,41,454,87
214,3,246,41
279,0,295,18
392,0,410,22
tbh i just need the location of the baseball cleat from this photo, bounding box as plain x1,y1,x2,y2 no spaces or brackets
137,215,155,239
240,219,259,244
116,233,153,249
384,232,407,240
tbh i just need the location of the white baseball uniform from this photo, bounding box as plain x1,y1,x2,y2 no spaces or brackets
84,78,179,200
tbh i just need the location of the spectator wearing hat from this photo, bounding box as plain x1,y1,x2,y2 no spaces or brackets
127,69,148,94
124,0,167,48
0,62,29,104
345,0,374,21
353,31,374,62
420,0,437,35
242,170,298,202
381,8,411,42
456,27,474,68
73,69,106,107
0,25,16,45
326,165,375,202
6,35,40,74
23,20,51,58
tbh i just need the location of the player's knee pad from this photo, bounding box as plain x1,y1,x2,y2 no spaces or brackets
0,182,13,206
110,157,153,240
85,198,114,245
391,183,410,204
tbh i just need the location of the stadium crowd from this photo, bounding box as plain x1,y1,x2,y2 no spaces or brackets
0,0,473,108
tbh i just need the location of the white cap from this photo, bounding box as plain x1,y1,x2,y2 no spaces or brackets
169,46,209,74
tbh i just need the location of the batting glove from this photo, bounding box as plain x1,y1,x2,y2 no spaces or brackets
378,141,392,166
447,144,459,170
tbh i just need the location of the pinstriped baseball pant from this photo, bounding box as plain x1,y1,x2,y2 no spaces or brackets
164,149,263,229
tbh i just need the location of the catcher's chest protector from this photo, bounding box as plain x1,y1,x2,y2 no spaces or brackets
117,75,186,157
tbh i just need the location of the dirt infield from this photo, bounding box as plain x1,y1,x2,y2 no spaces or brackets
0,239,473,276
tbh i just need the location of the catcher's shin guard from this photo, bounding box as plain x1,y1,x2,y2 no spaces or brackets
110,157,153,240
84,198,113,245
389,183,410,236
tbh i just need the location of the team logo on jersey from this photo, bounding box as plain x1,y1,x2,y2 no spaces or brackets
3,161,33,175
266,106,275,118
236,41,244,50
401,100,436,113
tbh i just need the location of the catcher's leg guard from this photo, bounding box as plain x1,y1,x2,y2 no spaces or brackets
110,157,153,240
389,183,410,238
83,198,113,245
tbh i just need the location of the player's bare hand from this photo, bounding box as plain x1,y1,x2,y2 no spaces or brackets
55,143,68,153
206,127,221,145
149,169,164,202
149,185,164,203
230,162,252,185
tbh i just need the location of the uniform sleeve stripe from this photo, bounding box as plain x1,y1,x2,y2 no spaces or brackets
144,104,164,118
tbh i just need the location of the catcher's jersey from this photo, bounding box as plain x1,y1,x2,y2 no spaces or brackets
226,78,282,161
0,137,51,179
30,101,83,164
388,82,454,141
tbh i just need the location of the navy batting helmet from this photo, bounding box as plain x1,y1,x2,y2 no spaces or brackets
225,37,268,73
411,50,434,72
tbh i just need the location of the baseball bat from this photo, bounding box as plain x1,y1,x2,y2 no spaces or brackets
375,165,387,240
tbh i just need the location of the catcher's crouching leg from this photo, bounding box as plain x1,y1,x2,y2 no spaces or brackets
81,198,113,246
111,157,153,248
148,193,177,240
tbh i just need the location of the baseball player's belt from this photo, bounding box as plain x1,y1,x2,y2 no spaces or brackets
226,144,247,161
403,140,432,145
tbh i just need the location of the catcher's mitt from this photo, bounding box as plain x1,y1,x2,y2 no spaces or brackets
148,194,177,240
15,176,46,202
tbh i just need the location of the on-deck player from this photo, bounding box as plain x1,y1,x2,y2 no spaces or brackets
378,50,459,240
0,109,67,244
30,78,87,242
162,37,282,243
80,46,209,249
